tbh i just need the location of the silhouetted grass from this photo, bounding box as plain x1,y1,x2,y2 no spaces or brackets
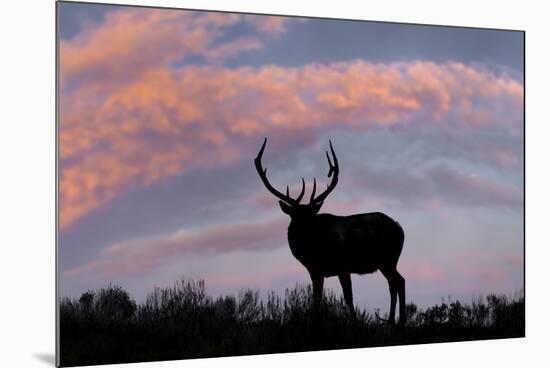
59,279,524,367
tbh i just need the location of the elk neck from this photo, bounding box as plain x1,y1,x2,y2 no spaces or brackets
287,216,318,243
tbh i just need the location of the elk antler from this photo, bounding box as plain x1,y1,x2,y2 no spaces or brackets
254,138,305,205
310,140,339,204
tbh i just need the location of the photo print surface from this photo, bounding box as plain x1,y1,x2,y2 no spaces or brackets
57,1,524,366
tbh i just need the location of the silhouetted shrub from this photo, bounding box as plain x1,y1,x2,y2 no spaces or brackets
471,295,490,327
78,290,94,311
59,279,524,367
95,285,136,322
237,289,261,323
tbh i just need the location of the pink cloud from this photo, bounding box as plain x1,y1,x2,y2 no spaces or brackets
61,9,199,87
425,197,450,218
396,249,523,296
400,261,448,281
60,9,293,88
505,254,524,265
243,14,290,35
494,148,522,168
64,216,288,278
450,250,523,291
59,8,523,230
456,250,523,265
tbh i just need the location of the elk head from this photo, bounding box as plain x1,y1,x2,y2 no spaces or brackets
254,138,339,220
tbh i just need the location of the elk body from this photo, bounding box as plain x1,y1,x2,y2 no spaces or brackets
254,138,406,324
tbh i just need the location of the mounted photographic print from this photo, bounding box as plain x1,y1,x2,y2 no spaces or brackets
56,1,525,366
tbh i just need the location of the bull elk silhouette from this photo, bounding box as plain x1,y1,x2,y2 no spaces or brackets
254,138,406,325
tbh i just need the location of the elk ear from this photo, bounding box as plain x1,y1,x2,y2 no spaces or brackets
311,201,323,214
279,201,293,214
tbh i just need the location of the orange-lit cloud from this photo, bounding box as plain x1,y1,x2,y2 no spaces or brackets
242,14,291,35
59,8,523,230
60,61,523,229
60,9,293,87
61,9,200,87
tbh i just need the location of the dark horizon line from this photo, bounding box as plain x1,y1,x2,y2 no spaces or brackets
58,280,526,304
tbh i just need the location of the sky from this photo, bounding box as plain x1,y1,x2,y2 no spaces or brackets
58,1,524,311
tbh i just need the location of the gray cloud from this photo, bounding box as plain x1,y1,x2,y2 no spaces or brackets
348,162,521,210
64,216,288,278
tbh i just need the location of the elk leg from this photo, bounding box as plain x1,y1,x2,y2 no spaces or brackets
310,272,324,308
395,270,406,325
380,268,398,325
338,273,356,321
